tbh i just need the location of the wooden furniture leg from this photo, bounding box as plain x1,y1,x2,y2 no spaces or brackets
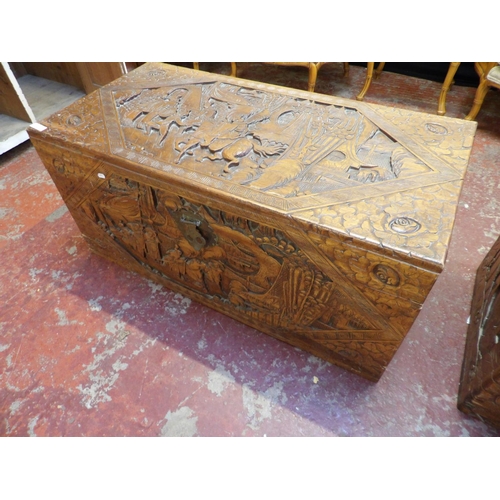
308,63,318,92
241,63,350,93
375,62,385,78
437,62,460,116
464,62,499,121
465,78,491,121
356,62,375,101
312,63,349,91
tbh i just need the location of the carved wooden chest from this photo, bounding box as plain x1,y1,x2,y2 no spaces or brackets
458,234,500,428
28,63,477,381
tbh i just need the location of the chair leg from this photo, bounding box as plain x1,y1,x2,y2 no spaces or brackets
375,62,385,78
308,64,318,92
465,79,491,120
437,62,460,116
343,63,349,77
356,62,375,101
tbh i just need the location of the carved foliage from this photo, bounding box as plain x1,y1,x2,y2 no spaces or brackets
373,106,476,171
296,181,463,266
307,229,438,337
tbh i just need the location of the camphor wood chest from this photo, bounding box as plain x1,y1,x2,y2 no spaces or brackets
458,234,500,428
28,63,477,382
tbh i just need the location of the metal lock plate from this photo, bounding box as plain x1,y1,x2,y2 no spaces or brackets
171,209,217,251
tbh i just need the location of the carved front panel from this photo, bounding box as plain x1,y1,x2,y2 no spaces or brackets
33,138,432,381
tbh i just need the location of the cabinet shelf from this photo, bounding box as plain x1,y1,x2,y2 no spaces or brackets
18,74,85,121
0,113,32,154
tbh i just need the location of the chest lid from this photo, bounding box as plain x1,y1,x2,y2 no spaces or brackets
30,62,477,272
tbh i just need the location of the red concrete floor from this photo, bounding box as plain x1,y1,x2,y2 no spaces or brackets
1,63,500,437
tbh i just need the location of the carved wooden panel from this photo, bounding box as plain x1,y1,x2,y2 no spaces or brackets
28,63,477,381
458,236,500,428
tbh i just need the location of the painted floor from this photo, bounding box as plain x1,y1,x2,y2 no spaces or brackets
1,63,500,436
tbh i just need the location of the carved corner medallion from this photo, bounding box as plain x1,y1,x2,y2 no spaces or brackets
388,217,421,234
372,264,401,287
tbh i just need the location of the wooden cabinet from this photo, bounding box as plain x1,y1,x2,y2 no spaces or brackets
0,62,135,155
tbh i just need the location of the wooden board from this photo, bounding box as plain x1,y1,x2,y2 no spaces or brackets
21,62,85,90
0,63,35,123
27,63,478,381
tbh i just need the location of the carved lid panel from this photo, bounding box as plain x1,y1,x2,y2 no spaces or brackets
36,63,477,269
